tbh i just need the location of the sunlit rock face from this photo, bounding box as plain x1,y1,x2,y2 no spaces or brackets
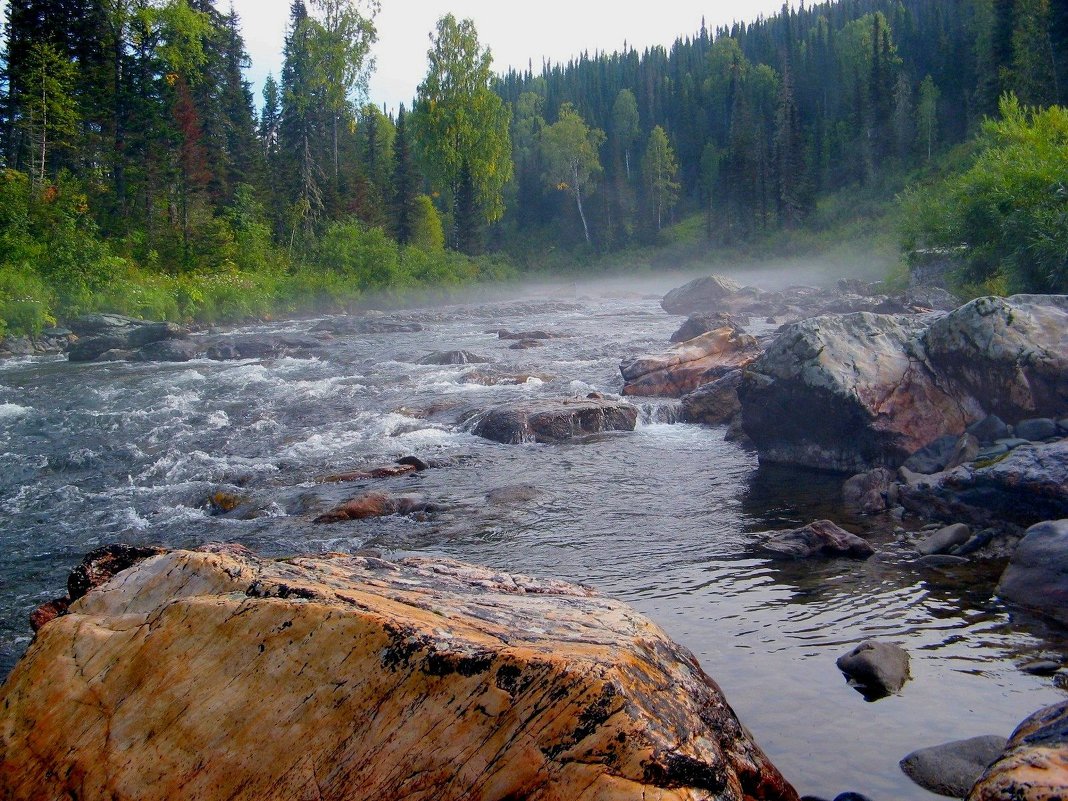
621,326,763,398
0,547,799,801
968,700,1068,801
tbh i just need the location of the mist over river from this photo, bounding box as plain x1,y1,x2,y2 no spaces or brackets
1,268,1064,800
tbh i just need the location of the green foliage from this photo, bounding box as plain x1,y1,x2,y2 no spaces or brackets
410,195,445,252
412,14,513,249
540,103,605,243
641,126,680,231
901,96,1068,294
0,267,55,336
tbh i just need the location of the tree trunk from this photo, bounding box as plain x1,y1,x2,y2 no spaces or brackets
573,165,590,244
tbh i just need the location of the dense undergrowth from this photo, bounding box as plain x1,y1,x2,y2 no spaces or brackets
0,170,516,338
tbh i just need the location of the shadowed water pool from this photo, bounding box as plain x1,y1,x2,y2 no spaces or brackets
1,278,1064,799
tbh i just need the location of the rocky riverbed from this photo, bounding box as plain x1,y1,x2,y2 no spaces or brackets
1,271,1066,799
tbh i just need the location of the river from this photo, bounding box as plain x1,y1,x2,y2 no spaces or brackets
1,270,1064,799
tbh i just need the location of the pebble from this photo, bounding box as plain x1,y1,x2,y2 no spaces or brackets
1021,659,1062,677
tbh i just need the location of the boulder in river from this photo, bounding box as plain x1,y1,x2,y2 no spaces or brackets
759,519,875,560
841,468,898,514
621,326,762,398
0,546,801,801
738,312,978,473
418,350,492,365
738,295,1068,473
836,640,911,699
313,491,439,523
997,519,1068,625
968,700,1068,801
900,736,1008,798
662,274,743,315
205,334,322,360
682,370,745,425
132,338,201,362
468,397,638,444
924,295,1068,423
671,312,751,343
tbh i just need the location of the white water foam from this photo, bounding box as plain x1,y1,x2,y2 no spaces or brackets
0,403,32,419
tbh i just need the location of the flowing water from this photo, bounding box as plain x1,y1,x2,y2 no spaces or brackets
1,272,1064,800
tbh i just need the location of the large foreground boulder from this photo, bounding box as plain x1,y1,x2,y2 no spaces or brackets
968,700,1068,801
621,326,762,398
0,547,800,801
468,397,638,444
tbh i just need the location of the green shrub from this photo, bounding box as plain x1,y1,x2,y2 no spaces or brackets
0,266,56,336
900,96,1068,294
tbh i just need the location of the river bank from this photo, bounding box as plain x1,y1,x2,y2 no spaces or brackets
0,269,1065,799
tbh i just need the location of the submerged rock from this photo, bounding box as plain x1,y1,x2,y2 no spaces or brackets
621,327,762,398
968,700,1068,801
0,547,801,801
205,334,322,361
759,520,875,560
418,350,492,365
468,397,638,444
916,523,972,556
842,468,898,514
313,491,439,523
997,519,1068,625
836,640,911,699
900,736,1008,798
132,339,201,362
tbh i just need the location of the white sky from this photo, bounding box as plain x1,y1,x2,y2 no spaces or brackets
234,1,797,112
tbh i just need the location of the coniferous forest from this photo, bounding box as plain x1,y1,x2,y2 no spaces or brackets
1,0,1066,335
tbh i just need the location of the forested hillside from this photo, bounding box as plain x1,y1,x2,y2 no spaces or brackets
0,0,1065,335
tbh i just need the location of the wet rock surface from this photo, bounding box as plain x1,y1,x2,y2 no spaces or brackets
969,700,1068,801
997,519,1068,625
622,326,762,398
836,640,911,699
759,520,875,560
900,736,1008,798
467,397,638,444
899,440,1068,529
682,370,745,425
0,547,801,801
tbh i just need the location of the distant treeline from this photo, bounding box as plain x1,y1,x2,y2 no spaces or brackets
497,0,1068,247
0,0,1065,334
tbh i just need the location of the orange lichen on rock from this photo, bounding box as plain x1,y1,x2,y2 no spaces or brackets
0,548,799,801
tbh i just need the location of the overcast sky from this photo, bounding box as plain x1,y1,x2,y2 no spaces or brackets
234,0,796,112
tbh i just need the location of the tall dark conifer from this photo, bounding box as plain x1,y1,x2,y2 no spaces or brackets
390,106,420,244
